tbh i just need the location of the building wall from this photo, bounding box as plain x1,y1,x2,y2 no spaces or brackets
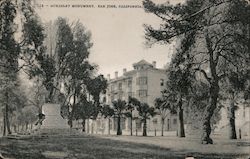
215,101,250,138
103,60,178,133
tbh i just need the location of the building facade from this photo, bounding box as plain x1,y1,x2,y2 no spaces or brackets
215,100,250,139
95,60,177,135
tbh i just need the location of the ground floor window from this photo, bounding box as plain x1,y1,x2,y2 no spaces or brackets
135,119,142,130
113,117,126,130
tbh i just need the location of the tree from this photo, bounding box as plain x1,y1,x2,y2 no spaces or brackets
46,17,74,103
0,0,20,136
86,75,108,107
0,78,30,135
112,99,127,135
0,0,45,136
58,20,95,127
185,80,222,135
0,75,16,135
125,97,136,136
19,105,38,131
73,94,96,132
138,103,156,136
30,53,57,103
155,97,171,136
101,104,114,135
130,97,156,136
220,71,249,139
27,17,74,103
143,0,250,144
164,61,194,138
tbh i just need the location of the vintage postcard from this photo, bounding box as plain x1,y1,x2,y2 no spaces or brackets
0,0,249,158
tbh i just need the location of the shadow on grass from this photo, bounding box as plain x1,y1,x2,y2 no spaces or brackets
0,134,248,159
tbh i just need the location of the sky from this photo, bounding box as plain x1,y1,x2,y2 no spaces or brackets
36,0,184,79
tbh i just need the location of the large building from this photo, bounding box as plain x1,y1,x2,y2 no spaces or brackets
95,60,177,135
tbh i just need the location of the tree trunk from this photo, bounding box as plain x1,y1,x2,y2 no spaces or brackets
13,125,16,133
91,122,94,134
201,33,220,144
201,82,219,144
87,119,90,133
3,110,6,136
94,96,100,108
117,115,122,135
25,122,28,130
5,92,11,135
228,97,237,139
69,92,77,128
177,98,185,137
161,118,164,136
82,119,86,132
108,118,110,135
130,116,133,136
142,119,147,136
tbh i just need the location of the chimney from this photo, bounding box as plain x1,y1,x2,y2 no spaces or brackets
152,61,156,68
123,68,127,75
115,71,118,79
107,74,110,81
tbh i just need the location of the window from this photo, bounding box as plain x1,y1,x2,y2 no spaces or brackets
118,93,123,99
136,119,142,129
121,118,126,129
111,85,114,92
128,80,132,88
152,118,158,124
128,92,133,98
136,77,147,85
160,79,164,86
173,119,177,125
118,83,122,90
137,90,147,97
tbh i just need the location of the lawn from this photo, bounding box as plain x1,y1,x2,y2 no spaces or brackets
0,134,249,159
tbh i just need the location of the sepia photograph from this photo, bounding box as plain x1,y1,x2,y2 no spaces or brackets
0,0,249,158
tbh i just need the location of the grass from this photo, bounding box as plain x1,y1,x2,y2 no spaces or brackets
0,134,249,159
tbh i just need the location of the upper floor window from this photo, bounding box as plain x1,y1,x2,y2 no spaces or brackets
136,77,147,85
110,85,114,91
128,80,132,88
118,83,122,90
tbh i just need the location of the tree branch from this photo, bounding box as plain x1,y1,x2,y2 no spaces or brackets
194,68,211,83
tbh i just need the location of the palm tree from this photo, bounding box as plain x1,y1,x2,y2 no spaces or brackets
101,104,114,135
125,97,136,136
130,97,156,136
112,99,127,135
138,103,156,136
155,97,171,136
